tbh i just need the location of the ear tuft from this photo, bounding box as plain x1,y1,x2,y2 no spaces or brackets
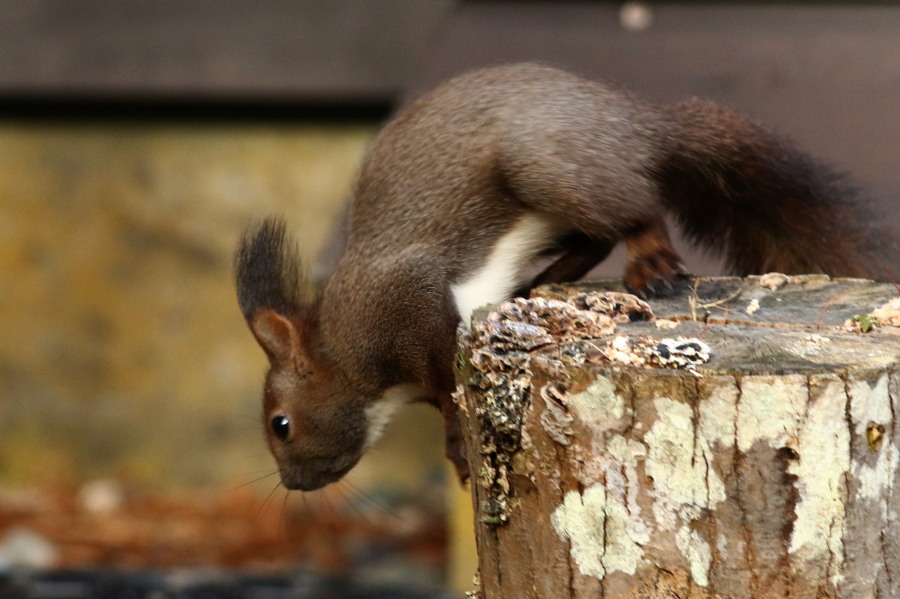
250,309,301,363
234,217,308,322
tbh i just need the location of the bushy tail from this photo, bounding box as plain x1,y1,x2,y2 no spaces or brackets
656,98,893,279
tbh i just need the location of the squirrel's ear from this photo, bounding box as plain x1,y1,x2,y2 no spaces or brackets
250,309,301,364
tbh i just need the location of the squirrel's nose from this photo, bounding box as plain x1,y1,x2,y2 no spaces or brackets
278,457,356,491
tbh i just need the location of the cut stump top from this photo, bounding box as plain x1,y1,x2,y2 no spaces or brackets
525,275,900,375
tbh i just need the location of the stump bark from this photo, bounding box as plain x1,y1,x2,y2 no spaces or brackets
455,275,900,599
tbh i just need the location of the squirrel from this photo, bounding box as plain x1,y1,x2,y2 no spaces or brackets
235,63,894,491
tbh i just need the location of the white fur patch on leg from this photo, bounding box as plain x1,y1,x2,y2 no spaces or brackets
452,213,560,325
364,383,427,450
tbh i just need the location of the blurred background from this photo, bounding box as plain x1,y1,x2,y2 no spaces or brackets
0,1,898,597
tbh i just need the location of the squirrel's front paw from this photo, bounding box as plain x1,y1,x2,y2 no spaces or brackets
444,417,470,484
448,443,470,484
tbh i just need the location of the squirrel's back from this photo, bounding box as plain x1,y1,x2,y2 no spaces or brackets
345,63,892,284
348,64,662,272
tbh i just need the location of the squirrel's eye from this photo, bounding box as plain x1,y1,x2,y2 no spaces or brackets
271,415,291,441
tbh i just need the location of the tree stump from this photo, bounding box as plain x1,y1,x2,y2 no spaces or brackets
455,275,900,599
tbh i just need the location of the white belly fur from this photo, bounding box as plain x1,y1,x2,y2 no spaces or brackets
365,383,427,450
452,213,560,325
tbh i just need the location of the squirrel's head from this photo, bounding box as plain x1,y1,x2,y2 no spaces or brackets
250,309,369,491
235,218,370,491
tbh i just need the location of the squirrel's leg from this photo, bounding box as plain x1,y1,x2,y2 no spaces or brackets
439,395,469,483
516,234,616,296
622,215,684,295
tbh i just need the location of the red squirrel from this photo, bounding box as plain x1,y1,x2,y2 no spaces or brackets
235,63,893,491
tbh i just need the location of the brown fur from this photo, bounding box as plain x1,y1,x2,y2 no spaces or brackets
236,64,894,490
